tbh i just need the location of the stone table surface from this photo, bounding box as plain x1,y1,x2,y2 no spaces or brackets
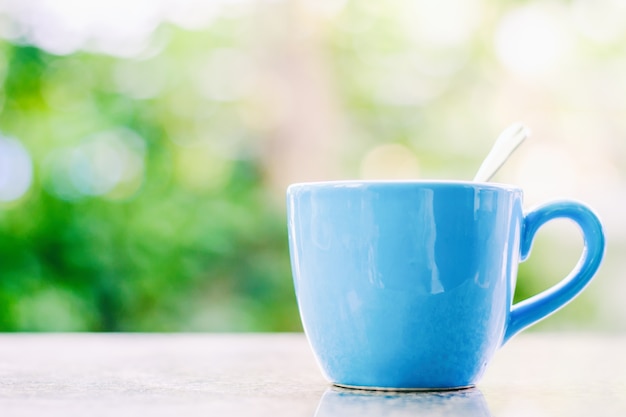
0,333,624,416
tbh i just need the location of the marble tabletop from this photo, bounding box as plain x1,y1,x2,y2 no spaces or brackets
0,333,623,416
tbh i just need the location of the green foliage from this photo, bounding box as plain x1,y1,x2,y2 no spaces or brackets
0,21,302,331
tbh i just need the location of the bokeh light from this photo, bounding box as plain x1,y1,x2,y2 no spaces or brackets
0,135,33,203
495,5,573,78
360,143,420,179
401,0,483,47
44,129,145,201
175,141,233,192
571,0,626,44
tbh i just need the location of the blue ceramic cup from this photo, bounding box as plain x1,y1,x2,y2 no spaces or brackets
287,181,605,390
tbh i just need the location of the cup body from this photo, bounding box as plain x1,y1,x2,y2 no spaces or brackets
287,181,523,389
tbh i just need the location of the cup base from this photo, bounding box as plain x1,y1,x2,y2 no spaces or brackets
332,382,476,393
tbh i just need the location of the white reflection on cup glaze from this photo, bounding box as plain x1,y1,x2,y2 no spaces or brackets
314,386,492,417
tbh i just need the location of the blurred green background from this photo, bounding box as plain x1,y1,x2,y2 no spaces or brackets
0,0,623,332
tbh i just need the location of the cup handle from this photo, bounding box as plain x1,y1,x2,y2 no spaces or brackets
502,201,606,344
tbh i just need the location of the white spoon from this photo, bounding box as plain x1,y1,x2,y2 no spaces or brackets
473,122,531,183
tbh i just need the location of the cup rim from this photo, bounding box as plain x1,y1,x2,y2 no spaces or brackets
287,179,522,193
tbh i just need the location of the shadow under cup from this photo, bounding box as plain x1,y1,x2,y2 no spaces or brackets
287,181,605,390
314,386,492,417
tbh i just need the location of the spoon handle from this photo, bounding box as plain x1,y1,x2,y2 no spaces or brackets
473,123,531,183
